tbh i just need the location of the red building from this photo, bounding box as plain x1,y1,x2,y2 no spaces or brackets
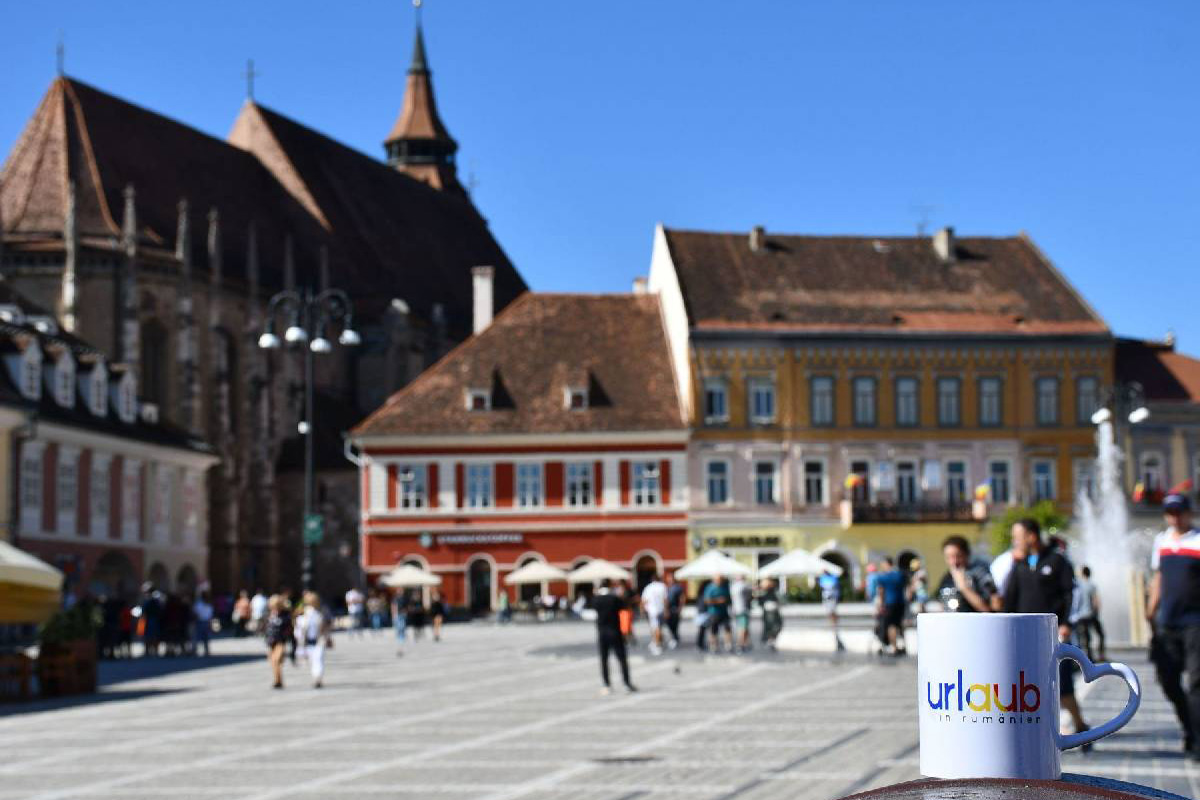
350,278,687,612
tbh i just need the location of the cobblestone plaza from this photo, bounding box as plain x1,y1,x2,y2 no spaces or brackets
2,622,1197,800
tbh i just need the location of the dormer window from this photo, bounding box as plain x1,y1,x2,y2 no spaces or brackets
20,341,42,401
565,386,587,410
89,362,109,417
117,372,138,423
466,388,491,411
54,352,76,408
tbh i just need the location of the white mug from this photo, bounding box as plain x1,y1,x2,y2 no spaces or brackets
918,613,1140,779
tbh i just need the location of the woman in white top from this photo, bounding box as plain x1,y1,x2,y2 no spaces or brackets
297,591,331,688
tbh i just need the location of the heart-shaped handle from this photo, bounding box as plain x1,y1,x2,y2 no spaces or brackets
1054,642,1141,750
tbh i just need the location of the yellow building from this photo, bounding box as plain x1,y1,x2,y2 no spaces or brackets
649,224,1112,591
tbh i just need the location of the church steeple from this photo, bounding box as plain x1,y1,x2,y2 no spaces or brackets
384,22,461,193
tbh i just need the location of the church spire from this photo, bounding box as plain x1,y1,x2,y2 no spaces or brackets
383,19,461,193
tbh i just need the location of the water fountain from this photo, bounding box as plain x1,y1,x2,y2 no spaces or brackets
1073,419,1154,646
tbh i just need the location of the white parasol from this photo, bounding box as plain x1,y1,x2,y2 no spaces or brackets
503,561,568,585
758,548,844,578
674,550,753,580
566,559,633,584
380,564,443,588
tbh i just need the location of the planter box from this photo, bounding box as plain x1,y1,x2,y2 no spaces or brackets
37,638,97,697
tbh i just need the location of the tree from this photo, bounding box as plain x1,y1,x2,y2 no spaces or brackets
988,501,1069,557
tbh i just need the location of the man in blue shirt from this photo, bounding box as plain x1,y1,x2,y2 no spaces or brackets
702,575,733,653
1147,494,1200,758
873,557,908,656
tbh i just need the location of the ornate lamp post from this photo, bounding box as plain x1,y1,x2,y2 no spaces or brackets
259,288,360,591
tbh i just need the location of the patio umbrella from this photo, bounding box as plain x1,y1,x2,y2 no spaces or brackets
566,559,632,584
674,550,753,580
0,540,62,624
379,564,442,588
503,561,568,585
758,548,844,578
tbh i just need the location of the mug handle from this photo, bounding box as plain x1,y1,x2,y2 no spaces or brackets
1054,642,1141,751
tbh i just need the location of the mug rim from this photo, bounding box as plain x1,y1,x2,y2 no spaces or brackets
918,612,1057,621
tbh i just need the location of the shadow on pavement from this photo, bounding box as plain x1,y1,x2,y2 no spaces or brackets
0,687,189,718
99,653,261,686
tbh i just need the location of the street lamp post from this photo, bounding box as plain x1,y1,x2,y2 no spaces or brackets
259,287,360,592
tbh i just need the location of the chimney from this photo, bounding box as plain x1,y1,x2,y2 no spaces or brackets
472,266,494,334
932,226,956,263
632,276,648,295
749,225,765,253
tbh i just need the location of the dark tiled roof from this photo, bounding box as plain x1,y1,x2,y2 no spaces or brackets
1116,338,1200,403
1,77,527,335
229,103,522,327
353,294,685,437
663,229,1109,336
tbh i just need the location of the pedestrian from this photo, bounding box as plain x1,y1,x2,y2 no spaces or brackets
137,584,162,658
1146,493,1200,758
615,582,636,645
367,592,386,634
694,580,711,652
392,591,409,656
1002,518,1091,748
250,589,268,635
591,579,636,695
408,595,428,642
297,591,332,688
118,601,134,658
497,591,512,624
280,588,299,665
663,572,683,649
264,594,291,689
730,573,752,654
702,574,733,653
818,570,844,651
758,578,784,650
430,590,446,642
873,557,908,656
1071,566,1105,662
232,590,251,637
909,559,929,615
345,586,366,637
192,591,214,657
640,572,669,655
937,535,1000,613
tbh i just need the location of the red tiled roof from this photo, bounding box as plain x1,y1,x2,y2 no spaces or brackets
663,229,1109,336
353,294,685,437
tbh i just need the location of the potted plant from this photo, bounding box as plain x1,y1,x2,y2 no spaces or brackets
37,604,100,696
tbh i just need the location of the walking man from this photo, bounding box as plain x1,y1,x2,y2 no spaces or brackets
702,575,734,653
1003,518,1091,747
873,557,908,655
663,572,684,649
1146,493,1200,757
592,579,636,695
345,586,365,637
819,570,845,651
730,573,752,654
1071,566,1105,662
641,572,668,655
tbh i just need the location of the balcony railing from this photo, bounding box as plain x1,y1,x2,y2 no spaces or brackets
851,501,975,523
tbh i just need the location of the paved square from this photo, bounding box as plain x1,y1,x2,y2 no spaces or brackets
2,621,1197,800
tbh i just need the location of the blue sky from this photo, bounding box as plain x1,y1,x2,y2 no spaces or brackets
2,2,1197,350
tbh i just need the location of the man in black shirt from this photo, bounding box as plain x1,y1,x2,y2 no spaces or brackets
591,579,636,694
1003,518,1090,745
937,535,999,612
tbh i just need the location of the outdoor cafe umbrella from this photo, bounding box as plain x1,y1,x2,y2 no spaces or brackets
379,563,443,588
674,549,753,580
0,539,62,624
758,548,844,579
566,559,632,584
503,561,568,585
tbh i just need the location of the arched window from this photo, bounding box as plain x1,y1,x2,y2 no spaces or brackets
141,320,168,407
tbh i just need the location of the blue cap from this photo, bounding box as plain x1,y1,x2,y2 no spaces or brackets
1164,493,1191,512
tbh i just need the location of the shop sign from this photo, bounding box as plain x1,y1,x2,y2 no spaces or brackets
437,533,524,545
718,535,781,547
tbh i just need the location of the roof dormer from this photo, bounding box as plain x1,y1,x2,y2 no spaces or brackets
115,369,138,423
82,356,109,417
53,350,76,408
17,338,42,401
